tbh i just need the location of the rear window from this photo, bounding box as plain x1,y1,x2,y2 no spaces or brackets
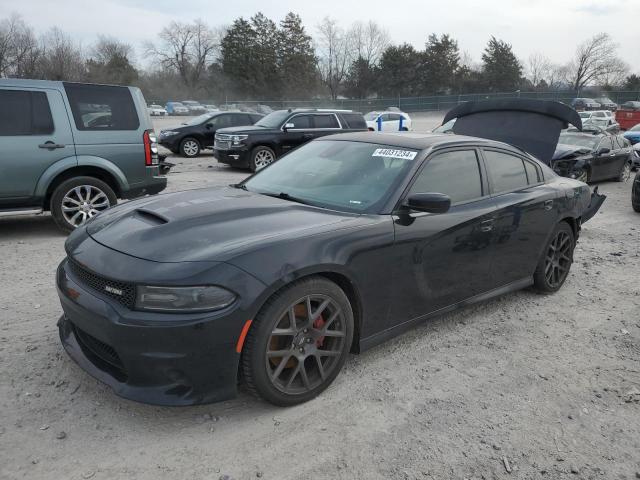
484,150,529,193
0,90,54,136
313,114,339,129
340,113,367,129
64,83,139,131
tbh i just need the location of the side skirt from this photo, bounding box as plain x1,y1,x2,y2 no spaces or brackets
359,277,533,352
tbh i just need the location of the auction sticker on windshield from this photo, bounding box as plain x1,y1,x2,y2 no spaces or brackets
372,148,417,160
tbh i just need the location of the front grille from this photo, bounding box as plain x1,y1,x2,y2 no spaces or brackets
73,324,127,380
214,139,231,150
68,259,136,309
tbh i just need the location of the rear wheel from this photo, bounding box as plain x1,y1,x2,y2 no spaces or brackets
615,161,632,182
250,146,276,172
241,277,354,406
632,171,640,213
50,176,117,233
179,137,201,157
533,222,575,293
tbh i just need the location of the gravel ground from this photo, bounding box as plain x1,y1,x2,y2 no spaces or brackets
1,112,639,480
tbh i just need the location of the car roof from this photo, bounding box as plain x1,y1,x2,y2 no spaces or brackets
316,131,523,152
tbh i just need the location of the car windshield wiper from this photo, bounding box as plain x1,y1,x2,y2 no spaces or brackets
260,191,312,206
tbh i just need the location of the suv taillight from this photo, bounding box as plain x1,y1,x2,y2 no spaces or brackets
143,130,158,166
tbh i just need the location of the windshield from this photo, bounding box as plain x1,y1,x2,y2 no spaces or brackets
559,134,599,149
364,112,379,121
243,140,418,213
182,113,214,126
255,111,291,128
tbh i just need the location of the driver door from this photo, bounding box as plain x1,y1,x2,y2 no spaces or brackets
280,114,314,154
389,148,497,326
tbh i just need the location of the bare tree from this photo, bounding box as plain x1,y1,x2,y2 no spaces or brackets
145,19,220,91
567,33,628,91
91,36,133,64
0,14,39,78
346,20,389,65
527,52,552,88
38,27,85,81
316,17,349,100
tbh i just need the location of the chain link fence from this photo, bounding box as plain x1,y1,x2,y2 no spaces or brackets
218,91,640,113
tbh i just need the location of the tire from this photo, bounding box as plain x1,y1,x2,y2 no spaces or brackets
50,176,117,233
179,137,201,157
615,161,632,182
241,277,354,406
532,222,575,293
576,168,590,183
632,171,640,213
250,146,276,172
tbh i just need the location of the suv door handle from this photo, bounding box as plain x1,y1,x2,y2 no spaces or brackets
480,219,494,232
39,141,65,149
544,199,554,210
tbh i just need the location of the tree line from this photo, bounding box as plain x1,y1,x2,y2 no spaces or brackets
1,12,638,103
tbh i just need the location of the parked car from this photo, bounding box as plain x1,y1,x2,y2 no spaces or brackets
148,104,167,116
0,79,166,232
552,131,632,183
181,100,207,115
165,102,189,116
56,99,602,407
214,109,368,171
203,104,219,113
364,110,412,131
257,104,274,115
623,123,640,144
633,170,640,212
159,111,263,157
571,98,601,111
579,110,620,133
594,97,617,111
632,143,640,170
616,101,640,130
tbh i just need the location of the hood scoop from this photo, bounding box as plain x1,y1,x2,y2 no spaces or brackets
135,208,169,225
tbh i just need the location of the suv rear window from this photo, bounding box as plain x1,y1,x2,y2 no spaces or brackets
64,83,139,131
313,114,339,129
339,113,367,129
0,90,54,136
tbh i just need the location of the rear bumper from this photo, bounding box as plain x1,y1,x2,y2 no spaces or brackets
122,172,167,199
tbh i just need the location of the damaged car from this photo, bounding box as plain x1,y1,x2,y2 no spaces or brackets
552,132,633,183
56,99,604,407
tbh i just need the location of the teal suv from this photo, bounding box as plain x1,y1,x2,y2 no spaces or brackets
0,80,166,231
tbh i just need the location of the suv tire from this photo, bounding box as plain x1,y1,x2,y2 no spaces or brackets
632,171,640,213
50,176,117,233
250,146,276,172
180,137,201,157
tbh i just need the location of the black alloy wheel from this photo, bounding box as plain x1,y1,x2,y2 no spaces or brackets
533,222,575,293
241,277,354,406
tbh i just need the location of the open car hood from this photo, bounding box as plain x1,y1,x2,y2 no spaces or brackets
443,99,582,163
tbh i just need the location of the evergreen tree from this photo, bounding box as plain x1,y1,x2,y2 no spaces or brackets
250,13,280,98
221,18,257,97
481,36,523,91
344,56,378,99
623,74,640,91
278,12,317,99
420,34,460,95
377,43,421,97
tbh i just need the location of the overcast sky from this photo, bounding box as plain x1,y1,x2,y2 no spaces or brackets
2,0,638,72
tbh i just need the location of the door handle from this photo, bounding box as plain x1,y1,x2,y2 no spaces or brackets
544,199,554,211
38,141,65,149
480,219,494,232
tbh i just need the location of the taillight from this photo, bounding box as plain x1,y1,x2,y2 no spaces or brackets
143,130,158,166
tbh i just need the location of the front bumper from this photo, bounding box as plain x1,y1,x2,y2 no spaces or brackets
214,148,250,168
55,249,264,405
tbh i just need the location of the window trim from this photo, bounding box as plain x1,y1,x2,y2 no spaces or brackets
398,147,490,209
480,147,544,197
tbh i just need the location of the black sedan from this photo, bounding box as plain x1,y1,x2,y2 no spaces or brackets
552,132,633,182
158,111,262,157
56,100,599,407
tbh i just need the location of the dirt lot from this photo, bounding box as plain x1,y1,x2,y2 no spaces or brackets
1,113,639,480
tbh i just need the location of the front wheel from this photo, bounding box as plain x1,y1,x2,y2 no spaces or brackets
241,277,354,406
615,161,631,182
576,168,589,183
532,222,575,293
50,176,117,233
179,137,201,157
250,146,276,172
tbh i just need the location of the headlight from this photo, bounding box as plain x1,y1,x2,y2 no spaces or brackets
135,285,236,312
161,131,179,137
231,135,248,145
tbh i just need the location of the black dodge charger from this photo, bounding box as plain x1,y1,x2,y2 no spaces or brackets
56,100,603,406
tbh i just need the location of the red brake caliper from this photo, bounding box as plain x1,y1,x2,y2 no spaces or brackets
313,314,326,347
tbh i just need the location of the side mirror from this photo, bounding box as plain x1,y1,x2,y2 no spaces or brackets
597,147,610,155
404,193,451,214
283,122,295,131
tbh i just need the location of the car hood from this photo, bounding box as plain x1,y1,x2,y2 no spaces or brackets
85,187,358,263
443,99,583,163
216,125,275,135
553,143,592,160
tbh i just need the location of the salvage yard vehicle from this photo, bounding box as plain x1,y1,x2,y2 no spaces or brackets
148,104,167,116
616,101,640,130
579,110,620,133
364,109,412,131
633,170,640,212
623,123,640,145
181,100,207,115
159,111,263,157
165,101,189,116
571,97,601,111
214,109,368,171
552,131,633,182
56,99,603,407
594,97,617,111
0,79,166,232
